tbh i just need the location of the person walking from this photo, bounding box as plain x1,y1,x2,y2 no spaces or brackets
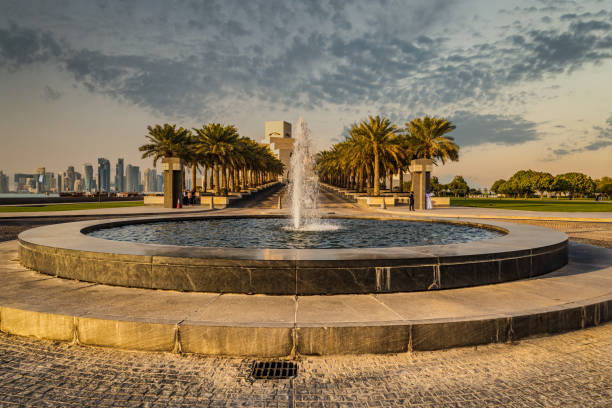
409,191,415,211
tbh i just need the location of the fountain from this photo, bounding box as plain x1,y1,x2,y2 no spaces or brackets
13,116,573,356
288,117,320,230
17,116,567,295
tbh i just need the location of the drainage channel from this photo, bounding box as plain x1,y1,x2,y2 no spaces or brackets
251,361,298,380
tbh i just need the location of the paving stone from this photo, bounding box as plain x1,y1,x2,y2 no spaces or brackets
9,324,605,406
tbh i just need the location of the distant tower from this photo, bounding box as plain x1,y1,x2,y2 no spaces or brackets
64,166,75,192
144,168,158,193
126,164,140,192
0,171,9,193
97,158,110,193
264,121,294,181
83,164,94,192
115,158,124,192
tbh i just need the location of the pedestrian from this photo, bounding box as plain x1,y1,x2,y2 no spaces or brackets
187,190,193,205
409,191,415,211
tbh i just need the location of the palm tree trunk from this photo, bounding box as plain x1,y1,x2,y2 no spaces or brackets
214,164,220,195
373,147,380,196
398,170,404,193
210,167,215,193
191,164,197,192
222,166,228,194
228,167,234,192
359,168,364,192
242,167,248,190
202,165,208,192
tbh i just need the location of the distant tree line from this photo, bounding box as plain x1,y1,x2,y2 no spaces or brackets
428,175,482,197
490,170,611,199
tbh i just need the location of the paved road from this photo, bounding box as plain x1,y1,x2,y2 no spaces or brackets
0,324,609,407
236,185,359,209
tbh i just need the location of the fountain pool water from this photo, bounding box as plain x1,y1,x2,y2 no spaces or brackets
88,217,503,249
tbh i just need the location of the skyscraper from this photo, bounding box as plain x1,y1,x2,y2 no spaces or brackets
83,164,94,192
0,171,9,193
157,174,164,193
44,171,56,192
97,158,110,192
115,158,124,192
126,164,140,193
64,166,75,192
144,168,158,192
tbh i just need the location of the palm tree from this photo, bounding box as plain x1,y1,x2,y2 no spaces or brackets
192,123,240,196
355,115,401,196
139,123,191,166
404,116,459,165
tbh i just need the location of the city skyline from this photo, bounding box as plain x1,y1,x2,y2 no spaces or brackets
2,157,163,194
1,1,611,188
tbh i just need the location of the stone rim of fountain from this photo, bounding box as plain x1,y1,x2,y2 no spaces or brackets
18,214,568,295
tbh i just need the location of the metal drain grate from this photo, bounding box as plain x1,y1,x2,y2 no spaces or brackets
251,360,297,379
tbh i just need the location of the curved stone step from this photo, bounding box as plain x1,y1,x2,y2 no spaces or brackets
0,241,610,356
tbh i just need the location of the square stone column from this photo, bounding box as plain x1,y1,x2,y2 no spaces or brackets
408,158,434,210
162,157,183,208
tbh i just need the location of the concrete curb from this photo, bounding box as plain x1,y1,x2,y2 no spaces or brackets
0,298,609,357
1,240,610,356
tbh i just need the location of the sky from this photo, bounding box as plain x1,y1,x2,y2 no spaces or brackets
0,0,611,188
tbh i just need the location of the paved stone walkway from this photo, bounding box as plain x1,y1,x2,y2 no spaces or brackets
0,324,609,407
495,219,612,249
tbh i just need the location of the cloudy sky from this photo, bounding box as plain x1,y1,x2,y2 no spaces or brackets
1,0,611,187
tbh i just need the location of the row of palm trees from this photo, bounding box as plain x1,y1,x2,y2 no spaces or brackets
139,123,284,195
316,115,460,196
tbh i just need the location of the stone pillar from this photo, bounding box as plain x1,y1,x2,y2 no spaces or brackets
408,158,434,210
162,157,183,208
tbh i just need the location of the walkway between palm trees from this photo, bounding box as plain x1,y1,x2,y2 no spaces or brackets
234,184,360,210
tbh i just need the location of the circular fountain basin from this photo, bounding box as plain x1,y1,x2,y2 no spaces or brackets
87,217,503,249
18,215,568,295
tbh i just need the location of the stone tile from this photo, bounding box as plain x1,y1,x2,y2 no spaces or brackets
296,295,402,324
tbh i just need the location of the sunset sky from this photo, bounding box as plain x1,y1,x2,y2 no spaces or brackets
1,0,611,188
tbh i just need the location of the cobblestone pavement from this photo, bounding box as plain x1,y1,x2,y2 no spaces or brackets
0,324,610,407
497,219,612,249
0,216,99,242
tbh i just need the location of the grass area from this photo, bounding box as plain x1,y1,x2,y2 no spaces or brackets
0,201,144,212
450,198,612,212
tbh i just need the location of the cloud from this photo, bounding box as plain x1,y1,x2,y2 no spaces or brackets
551,114,612,156
0,23,62,70
0,1,611,131
450,111,539,147
42,85,61,101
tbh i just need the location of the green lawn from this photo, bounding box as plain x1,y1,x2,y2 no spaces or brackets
0,201,144,212
450,198,612,212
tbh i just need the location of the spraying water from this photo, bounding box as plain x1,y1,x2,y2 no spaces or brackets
286,118,325,230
